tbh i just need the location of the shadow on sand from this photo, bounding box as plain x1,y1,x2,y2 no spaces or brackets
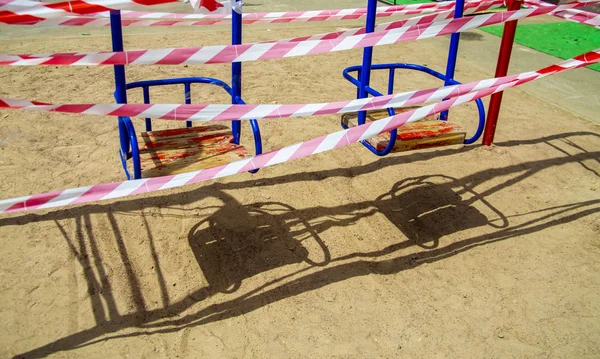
1,132,599,358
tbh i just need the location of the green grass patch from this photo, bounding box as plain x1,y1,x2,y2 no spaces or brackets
480,22,600,72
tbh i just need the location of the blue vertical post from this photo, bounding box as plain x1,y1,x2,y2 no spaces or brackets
231,6,242,144
357,0,377,126
387,68,395,95
143,86,152,131
440,0,465,121
110,11,127,104
110,11,129,155
111,10,141,180
184,82,192,128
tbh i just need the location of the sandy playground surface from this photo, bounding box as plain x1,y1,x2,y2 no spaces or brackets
0,0,600,357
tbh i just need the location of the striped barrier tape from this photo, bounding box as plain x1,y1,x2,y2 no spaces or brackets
0,0,479,24
2,0,502,27
525,0,600,28
113,1,467,19
168,2,497,46
1,48,598,123
0,48,598,214
0,0,178,24
283,0,504,44
190,0,241,14
0,0,474,24
31,2,500,42
1,1,597,66
0,74,525,121
0,6,497,63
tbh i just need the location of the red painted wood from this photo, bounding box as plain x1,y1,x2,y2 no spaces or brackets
137,124,251,177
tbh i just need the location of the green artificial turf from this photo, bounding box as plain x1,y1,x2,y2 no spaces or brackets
480,22,600,72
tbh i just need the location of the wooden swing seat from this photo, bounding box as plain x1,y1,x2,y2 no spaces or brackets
341,107,466,152
137,124,250,178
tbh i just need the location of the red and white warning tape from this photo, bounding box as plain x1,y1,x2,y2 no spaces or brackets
0,73,525,121
0,0,480,24
283,0,504,44
2,0,501,27
1,48,599,122
0,0,178,24
210,2,499,47
114,1,467,19
5,16,225,26
1,49,598,214
1,1,597,66
525,0,600,28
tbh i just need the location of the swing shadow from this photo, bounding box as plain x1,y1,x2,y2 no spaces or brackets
2,131,599,359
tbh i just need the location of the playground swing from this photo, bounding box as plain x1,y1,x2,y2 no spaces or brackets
110,9,262,180
111,0,492,179
341,0,487,155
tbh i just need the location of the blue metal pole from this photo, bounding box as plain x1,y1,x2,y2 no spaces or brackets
110,11,127,105
110,11,130,157
111,10,141,180
387,68,395,95
143,86,152,131
231,7,242,144
184,82,192,128
440,0,465,121
357,0,377,126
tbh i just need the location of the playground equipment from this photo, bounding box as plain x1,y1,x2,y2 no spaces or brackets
341,0,486,155
111,9,262,179
111,0,500,175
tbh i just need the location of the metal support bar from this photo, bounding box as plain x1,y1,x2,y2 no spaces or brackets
110,11,127,104
184,82,192,128
110,10,129,153
440,0,465,121
143,86,151,131
231,8,242,144
111,10,140,180
387,68,395,95
352,0,397,156
357,0,377,126
483,0,523,146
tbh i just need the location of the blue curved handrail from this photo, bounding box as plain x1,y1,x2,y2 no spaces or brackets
126,77,233,91
125,77,233,133
120,77,263,178
234,96,262,174
342,63,486,145
340,84,398,156
117,116,141,180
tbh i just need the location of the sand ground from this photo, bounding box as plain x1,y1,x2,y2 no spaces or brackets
0,1,599,358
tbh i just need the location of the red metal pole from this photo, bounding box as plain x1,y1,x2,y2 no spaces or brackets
482,0,523,146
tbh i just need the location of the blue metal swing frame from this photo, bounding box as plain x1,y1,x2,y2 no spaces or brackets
342,0,486,156
110,9,262,180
